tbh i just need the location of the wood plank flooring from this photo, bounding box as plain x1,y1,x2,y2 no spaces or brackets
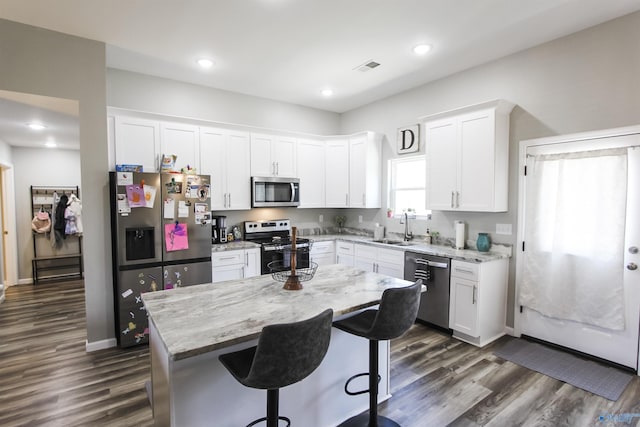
1,281,638,426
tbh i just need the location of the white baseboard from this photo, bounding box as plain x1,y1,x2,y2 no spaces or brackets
505,326,516,337
86,338,117,352
18,278,33,285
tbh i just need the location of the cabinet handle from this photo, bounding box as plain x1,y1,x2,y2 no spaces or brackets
346,194,349,206
228,193,231,208
219,256,235,261
362,194,366,206
472,285,477,304
451,191,455,208
245,253,249,266
276,162,279,176
456,191,460,208
455,267,474,275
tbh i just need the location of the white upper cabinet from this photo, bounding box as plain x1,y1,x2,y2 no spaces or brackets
349,132,381,208
424,100,514,212
296,138,326,208
114,116,160,172
325,139,350,207
160,122,200,172
250,133,297,178
324,132,381,208
200,127,251,210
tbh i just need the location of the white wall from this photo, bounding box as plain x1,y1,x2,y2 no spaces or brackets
0,18,110,347
12,147,81,280
339,11,640,326
107,69,341,136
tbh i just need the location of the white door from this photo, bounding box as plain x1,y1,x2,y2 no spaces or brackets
200,127,227,210
160,122,199,172
297,139,325,208
225,132,251,210
517,131,640,370
425,118,458,210
114,116,160,172
250,134,274,176
273,136,297,177
349,135,367,208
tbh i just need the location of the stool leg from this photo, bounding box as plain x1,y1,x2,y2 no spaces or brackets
369,339,379,427
266,389,279,427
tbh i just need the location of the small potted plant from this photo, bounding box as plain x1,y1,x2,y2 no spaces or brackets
335,215,346,234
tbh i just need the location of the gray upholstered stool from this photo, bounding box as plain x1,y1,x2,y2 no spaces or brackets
333,281,422,427
218,308,333,427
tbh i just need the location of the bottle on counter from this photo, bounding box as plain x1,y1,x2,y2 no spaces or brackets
425,228,432,244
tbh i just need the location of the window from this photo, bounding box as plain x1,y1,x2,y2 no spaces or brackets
388,156,429,217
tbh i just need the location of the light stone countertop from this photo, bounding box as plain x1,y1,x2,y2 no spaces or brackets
142,264,414,361
211,240,260,252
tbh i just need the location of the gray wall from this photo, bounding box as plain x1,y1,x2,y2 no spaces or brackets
0,18,111,345
339,11,640,326
13,147,81,278
107,69,341,136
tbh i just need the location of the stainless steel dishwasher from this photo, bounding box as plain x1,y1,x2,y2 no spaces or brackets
404,252,451,330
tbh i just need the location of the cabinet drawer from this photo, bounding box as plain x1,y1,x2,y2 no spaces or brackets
311,241,335,255
336,241,355,256
212,251,244,267
451,260,480,281
355,244,377,260
377,247,404,265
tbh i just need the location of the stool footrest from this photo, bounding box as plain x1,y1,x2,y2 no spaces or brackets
344,372,381,396
246,415,291,427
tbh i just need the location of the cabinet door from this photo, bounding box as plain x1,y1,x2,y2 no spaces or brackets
114,116,160,172
425,118,458,210
325,139,349,207
349,134,367,208
212,264,245,283
244,248,261,278
458,110,495,211
273,136,297,177
225,132,252,210
160,122,199,172
336,254,354,267
376,248,404,279
297,139,325,208
250,133,275,176
449,276,479,337
200,127,227,210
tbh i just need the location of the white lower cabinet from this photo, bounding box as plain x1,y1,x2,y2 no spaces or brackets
310,241,335,266
211,248,260,283
449,258,508,347
336,241,355,267
354,244,404,279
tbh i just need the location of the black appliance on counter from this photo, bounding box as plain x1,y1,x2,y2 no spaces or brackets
244,219,310,274
212,215,227,243
404,251,451,330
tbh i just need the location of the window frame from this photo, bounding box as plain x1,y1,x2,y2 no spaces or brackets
387,155,430,219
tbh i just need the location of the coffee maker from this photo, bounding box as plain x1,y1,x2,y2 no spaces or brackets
212,215,227,243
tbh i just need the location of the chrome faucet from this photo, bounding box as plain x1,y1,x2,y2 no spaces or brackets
400,212,413,241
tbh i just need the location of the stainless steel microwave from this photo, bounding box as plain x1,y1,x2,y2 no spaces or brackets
251,176,300,207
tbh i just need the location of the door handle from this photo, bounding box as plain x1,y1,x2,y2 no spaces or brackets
628,263,638,271
451,191,454,208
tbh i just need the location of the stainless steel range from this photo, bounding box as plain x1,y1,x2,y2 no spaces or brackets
244,219,311,274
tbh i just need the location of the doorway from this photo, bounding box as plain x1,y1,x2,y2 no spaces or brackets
515,126,640,371
1,163,18,293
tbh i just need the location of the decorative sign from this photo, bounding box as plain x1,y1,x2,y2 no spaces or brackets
397,124,420,154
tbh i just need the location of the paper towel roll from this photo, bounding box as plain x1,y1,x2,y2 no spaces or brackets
455,221,465,250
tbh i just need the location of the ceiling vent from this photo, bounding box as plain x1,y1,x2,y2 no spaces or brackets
354,60,381,72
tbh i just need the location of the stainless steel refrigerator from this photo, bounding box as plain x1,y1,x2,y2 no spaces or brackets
109,172,212,347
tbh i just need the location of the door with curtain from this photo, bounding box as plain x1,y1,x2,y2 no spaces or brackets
516,130,640,370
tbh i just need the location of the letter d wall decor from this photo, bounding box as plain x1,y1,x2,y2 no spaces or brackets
397,124,420,154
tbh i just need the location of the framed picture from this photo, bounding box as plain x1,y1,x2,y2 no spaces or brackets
397,124,419,154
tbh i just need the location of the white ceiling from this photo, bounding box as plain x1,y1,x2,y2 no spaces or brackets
1,0,640,149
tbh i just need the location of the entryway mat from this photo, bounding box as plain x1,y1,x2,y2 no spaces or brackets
494,338,633,401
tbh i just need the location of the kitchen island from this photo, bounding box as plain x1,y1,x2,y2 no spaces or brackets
142,264,416,427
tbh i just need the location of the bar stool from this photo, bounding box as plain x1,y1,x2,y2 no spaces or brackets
333,281,422,427
219,308,333,427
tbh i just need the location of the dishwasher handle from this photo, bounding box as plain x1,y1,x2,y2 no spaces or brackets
415,258,449,269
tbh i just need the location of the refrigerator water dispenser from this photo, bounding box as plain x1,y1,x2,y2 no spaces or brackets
125,227,156,261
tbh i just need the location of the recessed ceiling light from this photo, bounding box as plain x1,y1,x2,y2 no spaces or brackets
45,141,57,148
413,44,432,55
27,122,46,130
321,89,333,97
197,58,214,69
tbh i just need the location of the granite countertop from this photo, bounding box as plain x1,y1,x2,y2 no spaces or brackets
211,240,260,252
211,233,510,262
142,264,414,361
310,234,510,263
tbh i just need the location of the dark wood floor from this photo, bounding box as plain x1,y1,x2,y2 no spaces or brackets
1,281,638,426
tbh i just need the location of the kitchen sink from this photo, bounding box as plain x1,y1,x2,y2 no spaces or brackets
372,240,417,246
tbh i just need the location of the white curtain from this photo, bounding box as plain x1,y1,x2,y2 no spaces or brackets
519,148,628,330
